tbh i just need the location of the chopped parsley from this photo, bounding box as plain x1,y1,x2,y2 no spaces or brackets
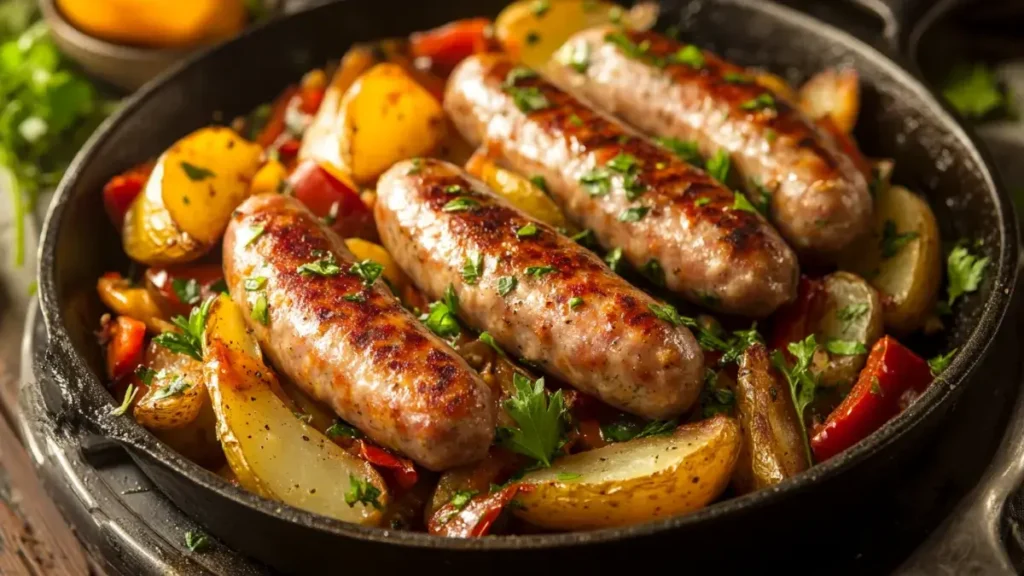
740,93,776,111
571,228,597,249
607,152,640,173
732,192,759,214
942,63,1007,120
618,206,650,222
946,243,989,305
568,113,584,127
349,259,384,287
420,299,460,338
504,66,538,87
529,175,548,193
836,303,869,331
825,339,867,356
244,276,267,291
928,348,957,376
497,276,518,297
516,223,539,238
525,265,557,278
556,472,581,482
870,377,883,396
153,298,213,361
640,259,665,287
569,296,584,309
239,225,265,247
326,419,363,439
323,201,340,226
462,253,484,285
600,418,677,443
509,86,550,113
184,530,210,553
209,278,229,294
449,490,479,512
723,71,753,84
579,168,611,196
701,369,735,417
343,293,366,303
705,149,730,183
648,302,684,326
770,335,819,463
478,332,507,357
111,384,138,416
172,278,201,305
880,220,919,258
180,161,215,181
562,41,590,73
694,197,711,207
135,366,157,385
345,474,383,510
251,294,269,325
656,137,702,166
604,247,624,272
497,374,567,467
443,197,480,212
150,375,192,401
297,251,342,277
444,184,464,195
624,174,648,200
669,45,704,69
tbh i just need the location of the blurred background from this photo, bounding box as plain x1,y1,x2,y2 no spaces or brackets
0,0,1021,573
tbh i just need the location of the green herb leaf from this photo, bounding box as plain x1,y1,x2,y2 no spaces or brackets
171,278,201,306
421,300,460,339
618,206,650,222
825,339,867,356
740,93,776,111
706,149,730,183
770,335,819,463
180,161,215,181
669,45,704,69
568,113,584,127
209,278,229,294
880,220,920,258
529,175,549,193
343,292,366,303
135,366,157,385
444,184,464,195
498,374,566,467
326,419,363,439
568,296,583,309
443,197,480,212
571,228,597,249
516,223,539,238
508,86,550,113
504,66,538,88
656,137,702,166
111,383,137,416
701,369,735,417
239,224,265,247
870,376,883,396
732,192,758,214
524,265,557,278
244,276,267,291
478,332,507,357
462,253,484,285
640,259,665,287
349,259,384,287
942,63,1006,120
443,283,459,314
561,40,590,73
694,197,711,207
449,489,479,511
928,348,957,376
150,375,192,401
497,276,518,297
579,168,611,196
946,243,989,305
556,472,581,482
648,302,685,326
184,530,209,553
345,474,383,510
297,252,342,277
252,294,269,325
607,153,640,174
153,298,213,361
836,303,869,332
604,247,623,272
723,71,753,84
600,418,677,443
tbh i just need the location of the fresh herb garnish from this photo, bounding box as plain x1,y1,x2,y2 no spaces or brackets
326,419,363,439
322,201,340,226
825,339,867,356
497,276,518,297
508,86,550,113
600,418,677,443
870,377,883,396
880,220,919,258
184,530,209,553
343,293,366,303
209,278,229,294
640,259,665,287
669,45,704,69
251,294,269,325
244,276,267,291
443,197,480,212
694,197,711,207
516,223,539,238
111,383,138,416
569,296,583,309
421,300,460,339
705,149,730,183
928,348,957,376
656,137,702,166
135,366,157,385
770,335,819,463
740,93,776,111
345,474,383,510
150,375,192,401
579,168,612,196
529,175,549,193
604,247,624,272
606,152,640,174
444,184,464,195
618,206,650,222
723,71,753,84
239,225,265,247
478,332,507,357
172,278,201,305
349,259,384,287
648,302,684,326
556,472,581,482
942,63,1008,120
701,369,735,417
504,66,538,87
946,243,989,305
462,253,484,285
449,489,479,511
153,298,213,361
524,265,557,278
497,374,566,467
732,192,759,214
836,303,869,331
562,41,590,73
297,252,342,277
568,114,584,127
180,161,215,181
443,283,459,314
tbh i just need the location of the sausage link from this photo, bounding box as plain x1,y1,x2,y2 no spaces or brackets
222,194,495,471
445,53,798,317
549,27,871,258
375,158,704,419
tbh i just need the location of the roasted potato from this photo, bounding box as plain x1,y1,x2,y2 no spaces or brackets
496,0,654,71
732,344,809,494
203,295,388,524
96,273,174,333
122,163,207,266
513,415,741,530
465,150,574,231
799,68,860,134
838,186,941,334
814,272,884,387
344,238,411,296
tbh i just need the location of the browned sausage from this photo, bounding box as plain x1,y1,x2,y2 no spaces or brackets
222,194,495,471
549,27,871,258
375,158,704,419
445,52,798,317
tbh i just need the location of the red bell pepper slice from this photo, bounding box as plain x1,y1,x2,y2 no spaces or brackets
354,440,418,490
288,159,377,241
810,336,934,462
427,484,529,538
410,18,493,73
144,264,226,316
103,161,155,229
106,316,146,382
255,86,298,149
768,275,825,354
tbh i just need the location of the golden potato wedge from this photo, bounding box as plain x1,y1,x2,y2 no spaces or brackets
813,272,884,387
513,415,741,530
465,150,574,231
838,186,942,334
344,238,410,295
732,344,809,494
339,64,446,184
121,161,207,266
160,127,263,245
799,68,860,134
496,0,654,71
203,295,387,525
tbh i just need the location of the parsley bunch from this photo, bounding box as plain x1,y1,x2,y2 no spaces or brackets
153,298,214,361
770,335,819,464
497,374,567,467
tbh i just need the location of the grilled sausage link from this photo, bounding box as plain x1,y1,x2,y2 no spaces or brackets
445,53,798,317
223,194,495,471
549,27,871,258
375,158,704,419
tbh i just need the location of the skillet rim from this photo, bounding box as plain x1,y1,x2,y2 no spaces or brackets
36,0,1020,550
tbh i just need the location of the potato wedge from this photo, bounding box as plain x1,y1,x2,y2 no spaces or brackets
732,344,809,494
496,0,652,71
122,160,207,266
160,126,263,245
344,238,410,295
513,415,741,530
339,64,446,184
815,272,884,387
838,186,941,334
203,295,387,525
465,150,574,231
799,68,860,134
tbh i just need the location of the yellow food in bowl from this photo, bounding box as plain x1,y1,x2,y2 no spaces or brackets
56,0,246,49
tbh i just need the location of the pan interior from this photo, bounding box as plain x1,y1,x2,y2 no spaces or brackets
40,0,1016,548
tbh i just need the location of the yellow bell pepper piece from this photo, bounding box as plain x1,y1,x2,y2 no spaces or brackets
344,238,410,295
55,0,246,49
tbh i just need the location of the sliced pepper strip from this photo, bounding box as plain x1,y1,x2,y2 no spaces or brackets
106,315,146,382
428,484,529,538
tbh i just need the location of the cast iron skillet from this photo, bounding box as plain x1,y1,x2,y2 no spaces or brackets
36,0,1019,573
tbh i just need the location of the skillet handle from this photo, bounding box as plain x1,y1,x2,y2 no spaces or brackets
843,0,958,58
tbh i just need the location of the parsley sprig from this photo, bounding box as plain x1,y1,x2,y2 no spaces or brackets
153,298,214,361
497,374,567,467
770,335,819,463
946,243,989,306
